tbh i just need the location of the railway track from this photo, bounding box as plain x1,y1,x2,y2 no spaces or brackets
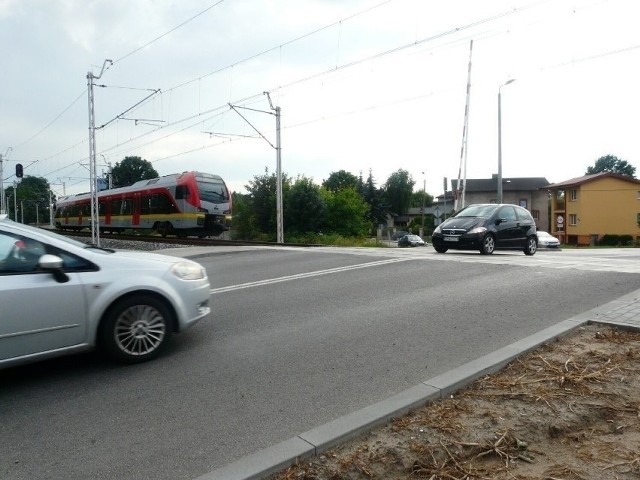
51,229,317,248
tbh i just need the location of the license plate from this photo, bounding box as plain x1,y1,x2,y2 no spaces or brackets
444,236,458,242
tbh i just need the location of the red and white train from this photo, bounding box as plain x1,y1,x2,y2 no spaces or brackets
54,171,231,237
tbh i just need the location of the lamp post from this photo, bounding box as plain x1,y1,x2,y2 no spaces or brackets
498,78,516,204
421,171,426,236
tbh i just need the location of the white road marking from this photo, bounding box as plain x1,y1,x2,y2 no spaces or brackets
210,257,410,294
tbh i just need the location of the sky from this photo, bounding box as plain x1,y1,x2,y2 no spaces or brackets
1,0,639,200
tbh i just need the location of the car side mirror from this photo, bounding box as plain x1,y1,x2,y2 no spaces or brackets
38,254,69,283
495,218,504,225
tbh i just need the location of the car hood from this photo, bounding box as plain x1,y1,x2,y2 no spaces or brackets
86,249,193,270
440,217,484,230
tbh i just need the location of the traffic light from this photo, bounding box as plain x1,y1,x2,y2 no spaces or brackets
15,163,23,178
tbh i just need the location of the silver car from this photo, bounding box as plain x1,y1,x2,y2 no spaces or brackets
536,231,561,248
0,215,211,368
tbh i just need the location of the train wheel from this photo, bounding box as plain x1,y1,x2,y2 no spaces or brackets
157,222,172,237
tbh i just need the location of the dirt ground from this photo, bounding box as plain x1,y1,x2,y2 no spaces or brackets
271,324,640,480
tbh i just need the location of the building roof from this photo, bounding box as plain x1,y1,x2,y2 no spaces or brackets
451,174,550,192
547,172,640,188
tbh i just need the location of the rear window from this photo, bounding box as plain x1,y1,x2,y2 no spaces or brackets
515,207,533,221
456,205,497,218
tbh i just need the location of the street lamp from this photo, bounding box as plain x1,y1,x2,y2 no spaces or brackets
498,78,516,204
421,171,426,235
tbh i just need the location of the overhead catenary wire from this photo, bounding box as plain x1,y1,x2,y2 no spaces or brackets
8,0,546,174
15,0,638,191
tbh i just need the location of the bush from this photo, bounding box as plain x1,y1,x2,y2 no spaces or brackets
600,234,634,246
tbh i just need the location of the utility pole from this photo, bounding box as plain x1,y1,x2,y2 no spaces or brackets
421,171,426,236
0,147,12,215
49,191,54,228
87,59,112,245
266,93,283,245
229,92,283,243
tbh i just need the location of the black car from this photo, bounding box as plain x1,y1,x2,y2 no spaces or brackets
432,204,538,255
391,230,409,240
398,234,426,247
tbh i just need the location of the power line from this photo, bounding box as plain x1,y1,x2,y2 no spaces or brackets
112,1,225,65
12,89,86,149
22,0,637,190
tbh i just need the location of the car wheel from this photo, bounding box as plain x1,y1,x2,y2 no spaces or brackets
524,237,537,256
434,245,448,253
100,295,173,363
480,234,495,255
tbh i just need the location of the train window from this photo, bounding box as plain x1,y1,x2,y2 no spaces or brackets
140,195,150,215
197,179,229,203
175,185,191,200
99,202,106,215
111,199,122,216
122,199,133,215
158,194,177,214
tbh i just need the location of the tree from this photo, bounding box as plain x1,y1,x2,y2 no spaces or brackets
111,156,159,188
5,176,53,224
362,169,387,226
586,155,636,177
322,170,359,193
285,176,325,234
322,187,370,237
244,168,291,238
410,190,434,208
383,169,415,215
229,192,258,240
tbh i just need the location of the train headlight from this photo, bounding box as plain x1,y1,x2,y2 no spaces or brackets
171,262,206,280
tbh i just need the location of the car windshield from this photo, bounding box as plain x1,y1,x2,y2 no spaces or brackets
0,217,101,250
454,204,498,218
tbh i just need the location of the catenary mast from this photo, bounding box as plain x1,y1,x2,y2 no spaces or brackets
454,40,473,212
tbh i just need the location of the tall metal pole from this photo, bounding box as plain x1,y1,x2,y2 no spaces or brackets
498,79,515,204
275,105,283,244
421,172,426,233
454,40,473,212
87,59,112,246
443,176,447,222
0,148,12,215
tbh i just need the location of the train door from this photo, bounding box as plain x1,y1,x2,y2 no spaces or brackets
132,194,140,226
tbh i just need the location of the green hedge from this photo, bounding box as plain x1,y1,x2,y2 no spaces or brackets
600,234,634,246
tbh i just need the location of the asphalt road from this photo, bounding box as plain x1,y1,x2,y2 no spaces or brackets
2,247,640,479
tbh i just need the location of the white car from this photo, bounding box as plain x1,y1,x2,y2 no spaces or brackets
536,230,561,248
0,215,211,369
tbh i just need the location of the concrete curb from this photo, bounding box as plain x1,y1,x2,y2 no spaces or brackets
197,291,640,480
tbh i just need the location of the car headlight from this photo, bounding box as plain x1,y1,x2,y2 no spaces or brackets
171,262,206,280
467,226,487,235
433,225,442,234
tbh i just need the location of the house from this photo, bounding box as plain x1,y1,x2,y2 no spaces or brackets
547,172,640,246
451,174,551,232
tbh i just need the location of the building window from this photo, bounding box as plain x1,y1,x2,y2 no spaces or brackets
519,199,527,208
569,214,577,226
570,189,577,201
